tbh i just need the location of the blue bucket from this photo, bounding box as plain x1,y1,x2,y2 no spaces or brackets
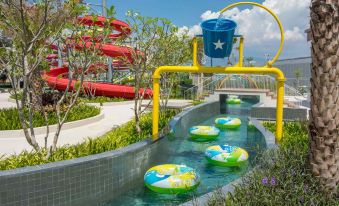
201,18,237,58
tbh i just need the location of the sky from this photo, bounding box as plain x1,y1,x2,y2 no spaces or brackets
85,0,311,62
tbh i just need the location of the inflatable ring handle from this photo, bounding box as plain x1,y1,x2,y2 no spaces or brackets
219,2,284,67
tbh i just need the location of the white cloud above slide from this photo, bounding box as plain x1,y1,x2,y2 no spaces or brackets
178,0,311,59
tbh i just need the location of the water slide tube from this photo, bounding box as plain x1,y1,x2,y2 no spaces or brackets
43,16,152,99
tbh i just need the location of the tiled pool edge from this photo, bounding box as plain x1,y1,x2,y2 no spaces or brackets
248,117,277,149
0,101,219,206
180,117,277,206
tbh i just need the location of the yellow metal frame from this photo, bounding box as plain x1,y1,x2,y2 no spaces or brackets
152,2,286,142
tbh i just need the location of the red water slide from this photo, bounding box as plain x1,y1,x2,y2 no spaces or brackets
43,16,152,99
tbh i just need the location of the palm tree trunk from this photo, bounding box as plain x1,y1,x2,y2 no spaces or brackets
309,0,339,196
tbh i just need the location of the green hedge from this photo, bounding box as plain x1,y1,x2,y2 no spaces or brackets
0,104,100,130
0,110,177,170
207,122,338,206
78,96,125,104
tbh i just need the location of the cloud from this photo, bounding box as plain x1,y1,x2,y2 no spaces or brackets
179,0,311,59
285,27,304,41
200,10,220,20
177,25,201,38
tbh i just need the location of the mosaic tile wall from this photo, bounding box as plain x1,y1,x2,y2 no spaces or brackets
0,101,219,206
0,140,161,206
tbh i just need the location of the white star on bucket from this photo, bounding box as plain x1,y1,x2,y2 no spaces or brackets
213,40,225,50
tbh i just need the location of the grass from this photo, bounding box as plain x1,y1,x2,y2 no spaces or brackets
0,109,177,170
191,100,205,106
10,91,125,104
78,96,125,104
0,104,100,130
207,122,338,206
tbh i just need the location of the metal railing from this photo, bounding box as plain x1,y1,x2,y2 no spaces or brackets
183,74,225,99
183,74,303,101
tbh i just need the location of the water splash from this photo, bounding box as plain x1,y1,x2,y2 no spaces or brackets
214,13,224,30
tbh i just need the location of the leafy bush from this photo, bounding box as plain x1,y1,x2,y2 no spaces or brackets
191,100,204,106
9,91,23,100
10,91,125,105
78,96,125,104
180,78,192,86
0,73,7,82
207,122,338,206
10,91,66,106
0,110,177,170
0,104,100,130
41,92,63,106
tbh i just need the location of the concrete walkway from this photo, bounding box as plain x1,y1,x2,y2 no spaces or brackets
0,92,16,109
0,97,192,155
0,101,135,155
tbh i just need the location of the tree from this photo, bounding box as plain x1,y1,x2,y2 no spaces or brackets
245,56,255,67
293,68,303,90
0,0,81,152
155,29,191,108
118,12,191,133
0,0,113,157
48,12,113,155
309,0,338,196
0,68,7,83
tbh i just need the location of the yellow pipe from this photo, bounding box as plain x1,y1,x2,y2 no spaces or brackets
152,78,160,140
153,66,285,80
152,65,286,141
238,37,244,67
192,37,198,66
276,80,285,141
152,2,286,142
220,2,284,67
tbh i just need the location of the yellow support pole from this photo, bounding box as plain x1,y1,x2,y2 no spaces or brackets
152,78,160,140
151,2,286,142
275,79,285,141
192,37,198,66
152,65,286,141
238,36,244,67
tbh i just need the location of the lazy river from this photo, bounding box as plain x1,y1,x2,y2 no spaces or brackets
105,97,266,205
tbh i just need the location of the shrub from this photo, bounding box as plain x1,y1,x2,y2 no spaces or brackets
191,100,204,106
9,91,23,100
41,92,63,106
0,104,100,130
0,70,7,82
207,122,338,206
78,96,125,104
10,91,125,105
0,109,177,170
10,90,68,106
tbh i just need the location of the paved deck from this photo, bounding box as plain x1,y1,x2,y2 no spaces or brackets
142,99,193,109
0,101,135,155
0,93,16,109
0,98,192,155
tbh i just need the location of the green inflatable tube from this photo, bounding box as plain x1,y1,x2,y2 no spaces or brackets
205,145,249,167
215,117,241,129
189,126,220,142
227,98,241,104
144,164,200,194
